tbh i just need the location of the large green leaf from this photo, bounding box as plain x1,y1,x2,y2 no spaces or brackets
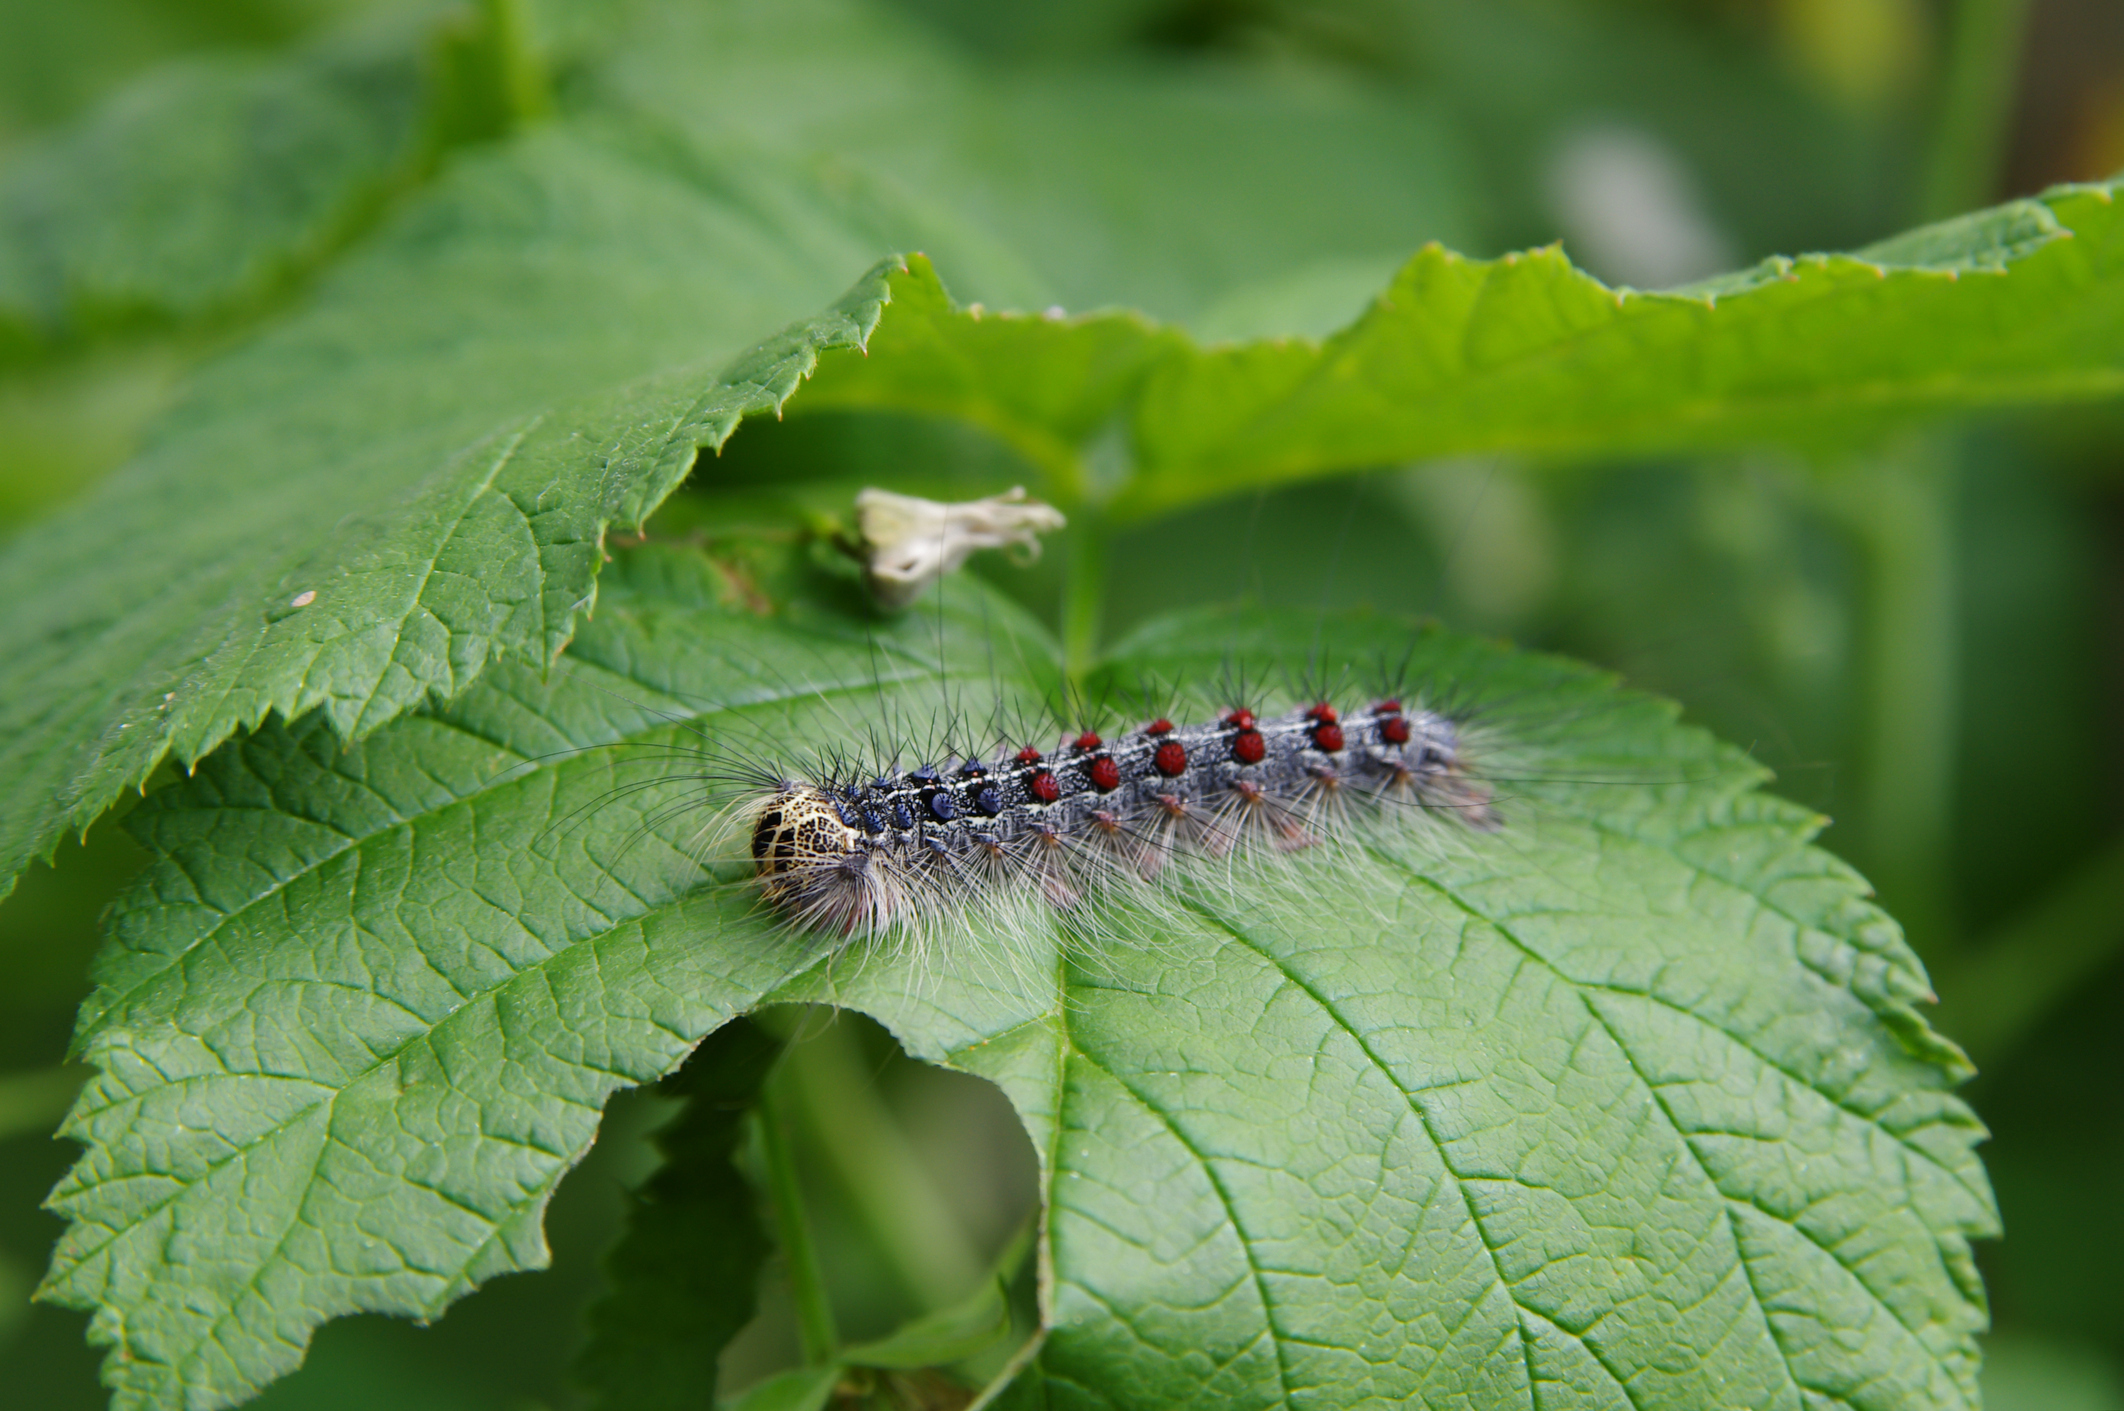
1260,0,1896,258
0,122,916,901
42,544,1993,1410
572,0,1482,333
791,184,2124,520
0,19,429,352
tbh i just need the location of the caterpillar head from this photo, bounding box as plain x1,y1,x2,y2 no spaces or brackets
750,785,879,934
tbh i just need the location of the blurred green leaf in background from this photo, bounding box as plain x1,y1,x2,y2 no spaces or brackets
2,0,2123,1408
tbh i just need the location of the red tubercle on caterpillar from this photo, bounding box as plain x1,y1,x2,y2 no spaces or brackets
1072,731,1102,752
1371,699,1410,744
1153,739,1188,776
1305,702,1345,751
1029,770,1061,803
1224,705,1266,764
1088,756,1122,792
1016,745,1043,765
1145,718,1174,735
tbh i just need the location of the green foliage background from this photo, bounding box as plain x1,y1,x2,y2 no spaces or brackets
1,0,2121,1408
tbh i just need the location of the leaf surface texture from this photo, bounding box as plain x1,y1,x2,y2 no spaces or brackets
42,548,1995,1411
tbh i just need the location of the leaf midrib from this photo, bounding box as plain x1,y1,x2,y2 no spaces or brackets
1175,897,1595,1411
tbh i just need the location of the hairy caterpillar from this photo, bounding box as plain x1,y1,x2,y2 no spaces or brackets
558,492,1599,955
728,689,1498,939
627,490,1500,941
547,546,1686,978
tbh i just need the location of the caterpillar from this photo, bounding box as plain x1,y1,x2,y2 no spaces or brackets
568,491,1542,952
740,692,1498,939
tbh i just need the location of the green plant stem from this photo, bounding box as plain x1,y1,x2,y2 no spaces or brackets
1918,0,2033,221
757,1081,839,1366
480,0,550,126
1062,512,1109,681
426,0,550,155
1935,831,2124,1066
1833,446,1960,959
783,1019,986,1312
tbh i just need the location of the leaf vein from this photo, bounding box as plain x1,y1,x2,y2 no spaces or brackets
1062,1044,1302,1409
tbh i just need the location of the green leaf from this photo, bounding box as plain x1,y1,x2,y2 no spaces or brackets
577,1018,781,1411
0,21,428,351
0,123,910,901
575,0,1482,331
722,1366,839,1411
838,1274,1010,1371
792,182,2124,520
1297,0,1895,259
43,544,1994,1410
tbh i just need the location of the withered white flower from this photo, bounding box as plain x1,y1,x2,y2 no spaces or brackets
855,486,1066,606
